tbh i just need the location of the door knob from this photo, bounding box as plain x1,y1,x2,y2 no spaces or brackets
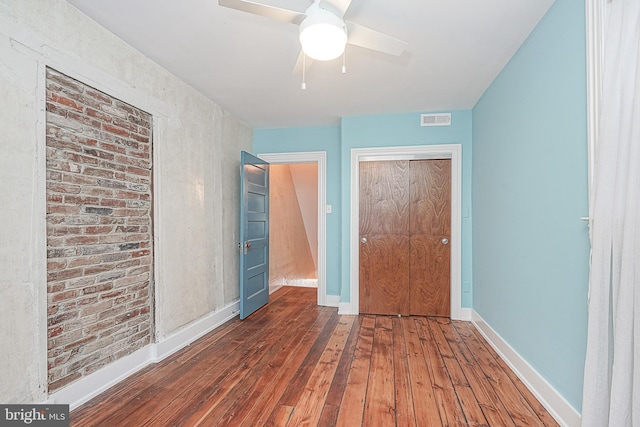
360,237,367,244
442,238,449,245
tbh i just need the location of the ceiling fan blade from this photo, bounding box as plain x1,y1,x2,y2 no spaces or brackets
320,0,353,16
345,21,408,56
218,0,305,25
292,49,315,75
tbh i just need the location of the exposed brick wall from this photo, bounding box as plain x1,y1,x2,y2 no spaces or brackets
45,68,153,391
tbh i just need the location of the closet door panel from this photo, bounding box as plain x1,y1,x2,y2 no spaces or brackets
359,161,410,315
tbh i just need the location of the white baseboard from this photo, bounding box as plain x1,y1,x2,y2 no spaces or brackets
49,300,240,410
338,302,357,315
49,345,155,410
269,277,285,294
286,278,318,288
454,307,473,321
325,295,340,308
153,300,239,361
471,311,581,427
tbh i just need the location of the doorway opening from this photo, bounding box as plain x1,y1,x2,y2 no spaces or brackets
270,163,318,291
257,152,328,306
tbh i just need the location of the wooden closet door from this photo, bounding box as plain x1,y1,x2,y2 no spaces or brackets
409,159,451,316
359,161,410,315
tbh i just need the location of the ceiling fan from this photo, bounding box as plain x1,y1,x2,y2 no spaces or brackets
218,0,408,86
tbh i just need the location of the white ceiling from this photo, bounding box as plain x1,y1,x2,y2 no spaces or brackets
65,0,555,129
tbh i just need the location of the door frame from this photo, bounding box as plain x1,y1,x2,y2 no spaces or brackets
256,151,327,307
349,144,464,319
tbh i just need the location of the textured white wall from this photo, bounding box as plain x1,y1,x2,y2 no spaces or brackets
0,0,251,402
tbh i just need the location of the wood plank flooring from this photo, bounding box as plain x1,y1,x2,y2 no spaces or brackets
71,287,559,427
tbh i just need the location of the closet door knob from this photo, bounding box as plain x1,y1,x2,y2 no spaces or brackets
442,238,449,245
360,237,367,244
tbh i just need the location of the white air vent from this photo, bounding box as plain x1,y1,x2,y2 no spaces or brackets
420,113,451,127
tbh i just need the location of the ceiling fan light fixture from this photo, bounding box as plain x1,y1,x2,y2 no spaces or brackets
299,11,347,61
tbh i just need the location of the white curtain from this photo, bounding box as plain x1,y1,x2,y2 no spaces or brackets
581,0,640,425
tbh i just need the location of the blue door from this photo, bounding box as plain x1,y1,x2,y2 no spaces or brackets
239,151,270,319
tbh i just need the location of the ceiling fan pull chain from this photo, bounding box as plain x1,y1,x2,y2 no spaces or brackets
301,52,307,90
342,47,347,74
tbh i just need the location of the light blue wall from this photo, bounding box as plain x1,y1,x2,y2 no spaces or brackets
254,126,342,296
340,112,473,307
255,113,473,306
472,0,589,412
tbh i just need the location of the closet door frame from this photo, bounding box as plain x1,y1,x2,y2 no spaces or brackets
348,144,464,319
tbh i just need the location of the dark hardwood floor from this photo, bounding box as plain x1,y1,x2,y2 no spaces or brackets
71,286,559,426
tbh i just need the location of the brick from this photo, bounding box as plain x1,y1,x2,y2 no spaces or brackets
99,235,127,244
68,352,101,372
53,95,84,112
49,371,82,391
64,195,100,205
101,252,130,263
111,117,138,133
47,205,80,215
115,154,151,168
113,273,148,289
100,104,128,119
119,242,140,251
47,268,84,282
97,178,128,190
81,187,114,197
86,89,112,104
83,319,115,335
67,257,100,269
84,206,113,215
84,226,113,235
97,141,127,154
131,249,151,258
100,198,127,208
47,171,63,182
79,300,113,317
63,173,97,185
102,123,130,137
97,271,125,283
100,289,125,300
131,133,150,143
67,111,102,129
82,167,115,179
83,357,113,375
83,264,114,275
46,69,84,92
97,305,127,321
46,69,152,392
47,283,65,293
47,194,63,204
47,136,82,153
115,259,140,270
113,100,137,115
50,290,79,303
48,311,79,327
82,283,114,295
85,107,112,122
80,244,114,255
63,151,100,166
65,215,101,225
48,326,64,338
47,182,81,194
66,277,96,291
